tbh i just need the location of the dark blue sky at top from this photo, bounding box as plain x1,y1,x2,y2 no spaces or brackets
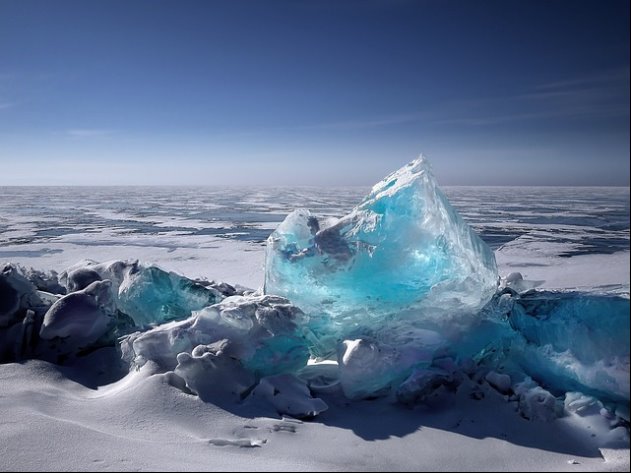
0,0,629,185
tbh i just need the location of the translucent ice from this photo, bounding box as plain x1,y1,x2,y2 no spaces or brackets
116,264,222,327
507,291,630,402
61,260,223,327
265,156,498,354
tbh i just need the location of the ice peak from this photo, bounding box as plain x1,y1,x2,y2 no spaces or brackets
264,156,498,355
370,154,435,200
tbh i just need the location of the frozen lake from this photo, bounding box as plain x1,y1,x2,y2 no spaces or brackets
1,184,629,473
0,185,629,289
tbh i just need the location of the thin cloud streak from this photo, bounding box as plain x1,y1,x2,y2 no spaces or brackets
286,69,630,132
66,129,114,137
298,112,429,131
534,67,630,91
431,70,629,127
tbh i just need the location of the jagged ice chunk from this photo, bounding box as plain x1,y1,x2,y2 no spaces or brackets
264,156,498,354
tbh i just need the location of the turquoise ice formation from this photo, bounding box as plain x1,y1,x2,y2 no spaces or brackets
62,260,224,327
265,156,498,313
506,290,630,402
0,156,628,415
264,156,498,355
115,264,222,327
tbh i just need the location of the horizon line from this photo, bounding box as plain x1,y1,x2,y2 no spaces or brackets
0,184,629,189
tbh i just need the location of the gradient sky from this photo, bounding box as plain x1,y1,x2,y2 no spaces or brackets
0,0,629,186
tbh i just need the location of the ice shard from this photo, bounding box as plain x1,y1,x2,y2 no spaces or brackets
264,156,498,353
61,260,223,327
116,264,223,327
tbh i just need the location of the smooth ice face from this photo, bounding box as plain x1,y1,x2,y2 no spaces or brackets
265,156,498,349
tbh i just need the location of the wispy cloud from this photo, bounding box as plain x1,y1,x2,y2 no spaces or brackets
300,112,429,131
283,68,630,132
432,68,630,127
66,128,114,137
534,67,630,92
0,102,13,110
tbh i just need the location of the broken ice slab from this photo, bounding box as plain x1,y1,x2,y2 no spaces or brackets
121,294,311,378
508,290,630,402
0,264,48,329
174,341,256,402
117,264,223,327
264,156,498,354
61,260,223,327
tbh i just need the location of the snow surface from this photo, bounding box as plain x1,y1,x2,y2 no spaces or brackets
0,179,629,472
1,357,629,472
1,251,628,472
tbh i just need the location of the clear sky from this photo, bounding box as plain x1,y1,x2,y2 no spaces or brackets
0,0,629,186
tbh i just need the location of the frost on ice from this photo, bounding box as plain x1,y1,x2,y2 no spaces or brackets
122,294,311,378
40,280,114,346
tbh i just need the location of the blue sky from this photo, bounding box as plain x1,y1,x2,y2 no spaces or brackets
0,0,629,185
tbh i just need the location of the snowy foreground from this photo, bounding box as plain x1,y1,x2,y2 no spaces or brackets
1,158,629,472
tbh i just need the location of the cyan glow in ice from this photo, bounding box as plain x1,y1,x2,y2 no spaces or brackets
62,260,223,327
265,156,498,353
507,291,630,402
266,157,498,310
116,264,222,327
0,156,628,413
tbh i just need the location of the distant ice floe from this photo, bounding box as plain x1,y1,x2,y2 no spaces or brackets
0,156,629,431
